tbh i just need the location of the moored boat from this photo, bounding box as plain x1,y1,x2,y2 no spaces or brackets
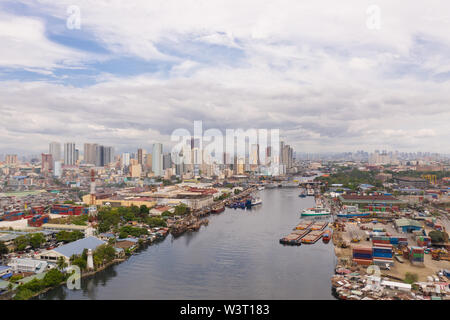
301,207,331,217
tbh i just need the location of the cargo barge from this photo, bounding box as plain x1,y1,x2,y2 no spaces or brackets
301,230,324,244
279,229,311,246
310,221,329,231
294,220,313,230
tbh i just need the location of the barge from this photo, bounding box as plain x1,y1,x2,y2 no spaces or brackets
310,221,329,231
295,220,313,230
279,229,311,246
301,230,324,244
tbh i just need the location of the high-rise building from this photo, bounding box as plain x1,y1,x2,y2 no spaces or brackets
41,153,53,173
163,153,172,170
5,154,18,165
137,148,146,166
84,143,98,165
49,142,61,161
152,143,163,176
121,153,130,167
102,146,114,166
53,161,62,178
64,143,76,165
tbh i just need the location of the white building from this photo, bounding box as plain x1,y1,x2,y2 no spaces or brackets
152,143,163,176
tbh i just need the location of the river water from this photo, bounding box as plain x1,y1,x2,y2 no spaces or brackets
40,187,337,300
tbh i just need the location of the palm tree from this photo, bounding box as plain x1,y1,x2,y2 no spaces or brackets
57,256,68,271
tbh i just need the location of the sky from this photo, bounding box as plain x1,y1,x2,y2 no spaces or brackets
0,0,450,155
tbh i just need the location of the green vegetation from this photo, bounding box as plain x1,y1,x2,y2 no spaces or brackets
118,226,148,238
404,272,418,284
234,189,241,195
50,214,88,226
145,217,167,228
13,233,46,251
9,274,23,282
215,193,230,201
0,241,8,255
315,169,383,190
93,244,116,268
97,205,152,233
429,230,448,244
174,203,190,216
55,230,84,243
13,269,66,300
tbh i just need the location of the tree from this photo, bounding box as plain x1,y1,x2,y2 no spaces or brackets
29,233,45,249
56,257,67,271
14,235,29,251
71,256,87,270
0,242,8,255
43,268,64,287
429,230,447,244
404,272,418,284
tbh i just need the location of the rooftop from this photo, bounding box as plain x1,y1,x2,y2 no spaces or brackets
52,236,105,258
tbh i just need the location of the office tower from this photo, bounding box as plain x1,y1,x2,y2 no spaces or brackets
152,143,163,176
64,143,76,165
145,154,152,171
163,153,172,170
84,143,99,165
103,146,114,166
75,149,79,162
137,148,146,165
49,142,61,161
121,153,130,167
5,154,18,165
41,153,53,173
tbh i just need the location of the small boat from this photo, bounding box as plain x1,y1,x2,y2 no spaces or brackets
306,189,315,196
211,205,225,214
251,198,262,206
299,193,306,198
257,186,265,191
322,230,331,243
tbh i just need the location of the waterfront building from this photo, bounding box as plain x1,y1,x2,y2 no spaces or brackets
38,236,106,263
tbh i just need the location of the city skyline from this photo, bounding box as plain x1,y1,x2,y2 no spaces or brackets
1,1,450,154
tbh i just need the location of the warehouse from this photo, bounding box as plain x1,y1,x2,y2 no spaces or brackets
394,218,423,233
38,236,106,263
8,258,49,273
339,195,404,208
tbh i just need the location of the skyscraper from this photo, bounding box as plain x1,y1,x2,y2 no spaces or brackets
84,143,98,165
49,142,61,161
64,142,76,165
152,143,163,176
137,148,146,166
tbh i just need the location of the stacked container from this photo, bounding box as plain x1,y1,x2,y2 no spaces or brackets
352,245,373,265
416,236,431,247
27,214,49,227
409,246,424,265
372,235,390,245
0,210,25,221
372,244,394,266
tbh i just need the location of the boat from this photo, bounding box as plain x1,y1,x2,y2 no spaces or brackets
310,221,329,231
298,190,307,198
295,220,313,230
251,197,262,206
211,205,225,214
322,230,331,243
306,188,315,196
301,230,324,244
257,186,265,191
265,183,278,189
301,206,331,217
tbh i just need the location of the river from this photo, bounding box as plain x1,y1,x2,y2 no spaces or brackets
39,187,337,300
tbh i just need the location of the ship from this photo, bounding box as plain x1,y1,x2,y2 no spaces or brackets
257,186,265,191
211,205,225,214
301,206,331,217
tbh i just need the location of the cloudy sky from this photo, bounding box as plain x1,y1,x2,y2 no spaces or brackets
1,1,450,155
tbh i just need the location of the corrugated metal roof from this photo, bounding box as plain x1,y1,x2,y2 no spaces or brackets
52,236,105,258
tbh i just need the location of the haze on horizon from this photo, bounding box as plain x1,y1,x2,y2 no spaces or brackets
0,1,449,155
